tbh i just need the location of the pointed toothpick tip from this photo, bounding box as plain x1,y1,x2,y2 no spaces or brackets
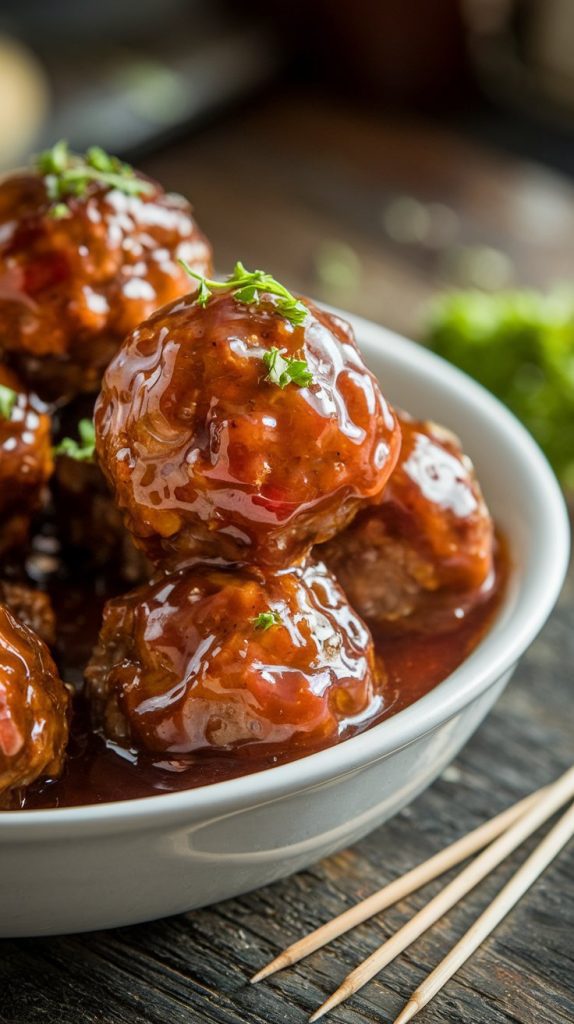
250,964,272,984
393,997,420,1024
250,953,291,984
308,1008,326,1023
309,987,347,1022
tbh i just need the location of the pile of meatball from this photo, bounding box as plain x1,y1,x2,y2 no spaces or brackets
0,145,495,808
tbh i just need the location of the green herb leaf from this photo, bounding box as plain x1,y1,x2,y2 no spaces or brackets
178,260,308,329
36,139,69,175
263,347,313,389
197,279,213,307
54,418,96,462
0,384,18,420
50,202,71,220
85,145,117,173
34,141,153,216
251,610,283,631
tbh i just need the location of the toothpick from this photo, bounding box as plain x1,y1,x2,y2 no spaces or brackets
392,799,574,1024
310,765,574,1021
251,785,544,983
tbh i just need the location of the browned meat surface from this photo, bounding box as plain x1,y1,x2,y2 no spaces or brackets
96,290,400,570
320,413,494,630
0,154,212,399
86,560,385,758
0,603,69,806
0,364,52,556
0,581,56,645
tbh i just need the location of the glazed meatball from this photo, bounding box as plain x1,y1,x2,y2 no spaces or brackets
0,581,56,645
0,603,69,806
0,147,212,400
321,413,494,628
0,364,53,556
85,561,385,758
95,288,400,569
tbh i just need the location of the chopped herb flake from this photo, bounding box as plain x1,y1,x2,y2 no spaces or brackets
54,418,96,462
179,260,308,329
35,141,153,217
263,347,313,389
251,610,283,631
0,385,18,420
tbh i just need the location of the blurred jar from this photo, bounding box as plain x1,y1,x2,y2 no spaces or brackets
0,35,49,167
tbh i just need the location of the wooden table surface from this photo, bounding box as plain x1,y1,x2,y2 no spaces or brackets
2,91,573,1024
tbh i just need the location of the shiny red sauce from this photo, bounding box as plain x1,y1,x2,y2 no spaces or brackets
19,545,506,809
0,163,507,813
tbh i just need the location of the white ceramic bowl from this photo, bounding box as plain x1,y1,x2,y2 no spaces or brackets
0,312,569,937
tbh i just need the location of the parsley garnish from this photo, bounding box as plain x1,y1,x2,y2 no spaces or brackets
179,260,308,329
251,610,283,631
35,141,153,217
54,418,96,462
0,385,17,420
262,347,313,390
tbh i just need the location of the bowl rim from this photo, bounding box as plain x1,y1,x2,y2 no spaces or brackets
2,311,569,837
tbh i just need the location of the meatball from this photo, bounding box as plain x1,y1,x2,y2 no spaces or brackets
85,561,385,758
0,580,56,645
49,396,149,580
320,413,494,628
52,453,150,582
0,364,53,556
0,148,212,400
0,603,69,806
95,288,400,570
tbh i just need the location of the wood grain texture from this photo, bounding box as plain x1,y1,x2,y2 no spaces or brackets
1,91,572,1024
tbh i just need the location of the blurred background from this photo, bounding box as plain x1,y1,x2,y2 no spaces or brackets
1,0,573,487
